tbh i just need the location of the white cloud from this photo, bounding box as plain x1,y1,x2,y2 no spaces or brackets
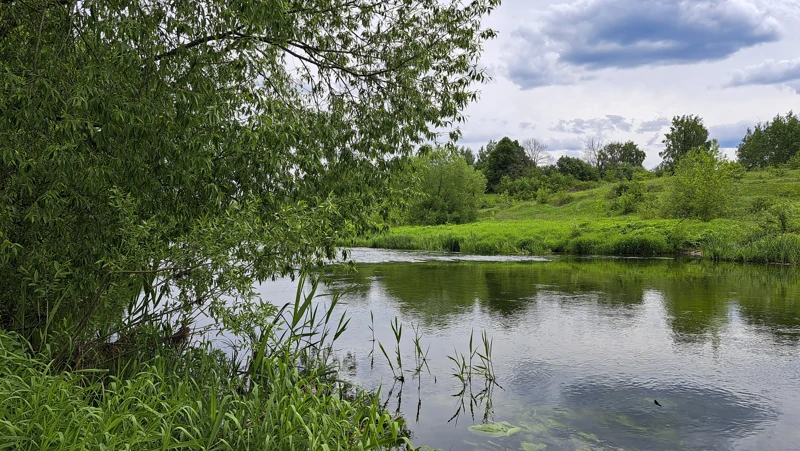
550,115,634,136
727,58,800,89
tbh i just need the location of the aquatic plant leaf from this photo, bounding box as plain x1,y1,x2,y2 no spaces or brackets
521,442,548,451
576,431,600,443
506,427,522,436
467,422,509,437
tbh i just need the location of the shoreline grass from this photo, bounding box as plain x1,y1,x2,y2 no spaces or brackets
355,220,800,264
0,331,410,451
0,272,415,451
353,218,729,256
352,168,800,264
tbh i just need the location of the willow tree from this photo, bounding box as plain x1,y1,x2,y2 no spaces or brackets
0,0,498,344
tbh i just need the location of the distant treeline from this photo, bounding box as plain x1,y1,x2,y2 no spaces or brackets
400,112,799,226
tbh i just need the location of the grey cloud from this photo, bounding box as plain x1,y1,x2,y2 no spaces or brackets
709,120,752,148
727,58,800,87
548,0,781,69
502,32,588,89
646,132,663,146
519,121,534,129
547,137,585,152
637,117,671,133
456,131,502,149
503,0,782,87
606,114,632,132
550,115,634,136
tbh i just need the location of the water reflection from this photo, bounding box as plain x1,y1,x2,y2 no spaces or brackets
245,250,800,449
326,254,800,347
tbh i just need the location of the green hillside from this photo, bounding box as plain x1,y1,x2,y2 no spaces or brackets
354,168,800,263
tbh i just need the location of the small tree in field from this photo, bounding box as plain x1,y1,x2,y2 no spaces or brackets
406,149,487,225
556,156,599,181
667,141,735,221
598,140,646,175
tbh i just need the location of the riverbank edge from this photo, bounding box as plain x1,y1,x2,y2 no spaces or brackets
350,219,800,265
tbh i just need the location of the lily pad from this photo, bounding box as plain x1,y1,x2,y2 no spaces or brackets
521,442,548,451
506,427,523,436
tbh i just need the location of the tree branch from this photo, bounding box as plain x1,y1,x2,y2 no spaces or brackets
152,30,237,61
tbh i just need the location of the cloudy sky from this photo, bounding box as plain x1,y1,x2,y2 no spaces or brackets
456,0,800,168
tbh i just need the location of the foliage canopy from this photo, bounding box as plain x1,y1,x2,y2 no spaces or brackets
667,142,737,221
555,156,599,182
482,137,527,192
660,115,710,172
0,0,498,343
598,141,646,174
737,111,800,170
406,149,486,225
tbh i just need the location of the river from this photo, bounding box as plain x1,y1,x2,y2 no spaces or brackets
246,248,800,450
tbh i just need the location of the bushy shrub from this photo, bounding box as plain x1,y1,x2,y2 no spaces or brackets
749,196,774,214
606,181,644,214
666,142,734,221
552,190,574,206
406,150,487,225
536,188,551,204
787,153,800,170
758,201,797,234
568,236,602,254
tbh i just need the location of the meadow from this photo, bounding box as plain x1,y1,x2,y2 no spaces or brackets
354,168,800,263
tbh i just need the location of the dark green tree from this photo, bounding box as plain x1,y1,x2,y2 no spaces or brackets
660,115,710,171
0,0,498,343
598,141,646,174
475,139,497,172
555,156,599,181
483,137,527,192
736,111,800,170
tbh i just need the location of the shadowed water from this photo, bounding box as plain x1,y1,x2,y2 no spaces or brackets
248,249,800,450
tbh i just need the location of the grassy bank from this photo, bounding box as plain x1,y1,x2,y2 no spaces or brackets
354,168,800,263
0,275,413,451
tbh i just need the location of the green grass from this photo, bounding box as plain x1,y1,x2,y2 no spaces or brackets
0,332,409,451
359,218,748,256
355,169,800,262
0,272,414,451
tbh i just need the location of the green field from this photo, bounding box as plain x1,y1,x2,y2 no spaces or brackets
353,168,800,263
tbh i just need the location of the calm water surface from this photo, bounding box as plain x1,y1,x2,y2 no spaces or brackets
252,249,800,450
